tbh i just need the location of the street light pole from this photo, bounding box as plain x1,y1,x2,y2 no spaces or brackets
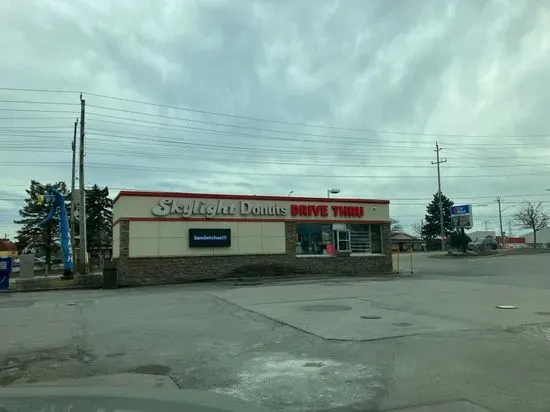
327,188,341,198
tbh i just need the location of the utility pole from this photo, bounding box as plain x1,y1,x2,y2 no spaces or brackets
431,142,447,251
496,197,504,238
78,94,87,274
70,118,78,265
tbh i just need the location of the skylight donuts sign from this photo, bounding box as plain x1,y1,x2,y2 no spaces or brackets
151,198,365,219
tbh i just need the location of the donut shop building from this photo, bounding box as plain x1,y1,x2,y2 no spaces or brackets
112,191,392,285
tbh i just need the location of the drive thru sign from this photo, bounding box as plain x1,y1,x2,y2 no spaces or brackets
450,204,473,229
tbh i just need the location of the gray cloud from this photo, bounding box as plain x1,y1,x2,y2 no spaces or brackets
1,0,550,238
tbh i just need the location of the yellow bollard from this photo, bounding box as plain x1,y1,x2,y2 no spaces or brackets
409,248,414,274
396,247,400,273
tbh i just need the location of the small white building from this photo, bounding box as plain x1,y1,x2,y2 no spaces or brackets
467,230,496,241
522,227,550,247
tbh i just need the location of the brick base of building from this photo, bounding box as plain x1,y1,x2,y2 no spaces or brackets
115,220,393,286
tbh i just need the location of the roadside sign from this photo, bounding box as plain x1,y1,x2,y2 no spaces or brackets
0,257,12,291
450,205,471,216
450,204,473,229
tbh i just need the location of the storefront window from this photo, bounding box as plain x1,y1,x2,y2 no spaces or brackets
349,224,371,253
296,223,383,255
349,224,383,253
296,224,333,255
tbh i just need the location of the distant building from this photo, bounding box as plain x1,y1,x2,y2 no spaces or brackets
467,231,496,241
522,227,550,248
0,239,18,258
391,232,425,252
496,236,526,248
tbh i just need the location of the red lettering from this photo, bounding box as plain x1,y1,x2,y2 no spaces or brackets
356,206,364,217
310,205,322,216
291,204,333,217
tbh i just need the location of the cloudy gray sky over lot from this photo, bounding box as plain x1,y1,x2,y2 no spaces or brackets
1,0,550,239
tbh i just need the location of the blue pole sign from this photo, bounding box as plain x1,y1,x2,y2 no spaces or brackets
0,257,12,291
450,205,471,216
450,204,473,229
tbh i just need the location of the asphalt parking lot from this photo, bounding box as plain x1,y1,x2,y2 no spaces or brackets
1,253,550,411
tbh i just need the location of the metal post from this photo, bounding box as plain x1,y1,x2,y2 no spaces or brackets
70,118,78,265
396,247,400,274
78,94,87,274
497,197,504,247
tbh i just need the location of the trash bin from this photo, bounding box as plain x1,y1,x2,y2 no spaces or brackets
102,260,118,289
0,257,13,291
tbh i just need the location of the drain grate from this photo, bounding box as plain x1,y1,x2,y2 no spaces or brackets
301,304,352,312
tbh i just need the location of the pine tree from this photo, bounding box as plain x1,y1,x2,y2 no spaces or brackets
14,180,70,269
84,185,113,260
421,193,454,250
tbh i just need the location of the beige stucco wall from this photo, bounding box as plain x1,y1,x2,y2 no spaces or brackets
114,195,390,222
128,221,286,258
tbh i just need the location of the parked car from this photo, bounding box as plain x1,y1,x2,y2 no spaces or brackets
34,257,46,266
468,237,498,251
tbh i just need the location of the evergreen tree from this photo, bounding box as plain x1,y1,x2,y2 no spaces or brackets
83,185,113,259
421,193,454,250
14,180,70,269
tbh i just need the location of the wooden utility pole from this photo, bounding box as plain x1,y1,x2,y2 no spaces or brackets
78,94,88,274
497,197,504,238
70,118,78,264
432,142,447,252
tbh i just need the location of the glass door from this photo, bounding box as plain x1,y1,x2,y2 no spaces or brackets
336,230,351,252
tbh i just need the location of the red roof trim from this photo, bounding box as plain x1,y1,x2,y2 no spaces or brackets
0,240,17,251
113,190,390,205
113,217,390,227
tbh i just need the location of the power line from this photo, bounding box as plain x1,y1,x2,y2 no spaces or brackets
0,108,77,114
0,161,548,179
0,116,76,120
0,100,79,106
3,144,550,170
0,87,78,94
4,86,550,139
79,92,550,138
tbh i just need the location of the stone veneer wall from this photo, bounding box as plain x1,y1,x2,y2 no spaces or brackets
115,220,392,286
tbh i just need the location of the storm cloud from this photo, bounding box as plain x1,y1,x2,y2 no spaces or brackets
1,0,549,238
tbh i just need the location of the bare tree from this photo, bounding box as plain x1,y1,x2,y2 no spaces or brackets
513,202,549,247
412,220,424,237
390,218,403,234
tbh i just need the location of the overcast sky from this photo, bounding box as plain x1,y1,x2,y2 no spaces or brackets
1,0,550,240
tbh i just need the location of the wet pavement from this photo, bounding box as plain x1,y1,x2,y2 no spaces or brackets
1,253,550,411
